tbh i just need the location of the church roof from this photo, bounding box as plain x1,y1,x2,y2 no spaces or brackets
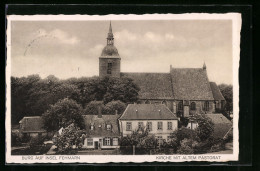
209,82,225,100
120,72,174,99
83,115,120,137
119,104,178,120
170,68,214,100
100,45,120,58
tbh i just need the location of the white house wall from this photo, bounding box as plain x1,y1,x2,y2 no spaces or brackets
120,120,178,139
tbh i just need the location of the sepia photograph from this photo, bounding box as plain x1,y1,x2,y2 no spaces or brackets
5,13,241,163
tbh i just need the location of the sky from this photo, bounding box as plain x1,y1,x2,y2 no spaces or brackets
10,19,233,85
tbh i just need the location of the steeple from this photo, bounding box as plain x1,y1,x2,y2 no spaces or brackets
203,62,207,70
107,21,114,45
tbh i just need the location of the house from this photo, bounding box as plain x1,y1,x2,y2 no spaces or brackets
118,104,178,144
187,114,232,139
98,22,226,117
19,116,47,138
82,114,120,149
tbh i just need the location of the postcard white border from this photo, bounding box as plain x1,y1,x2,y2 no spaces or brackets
6,13,241,163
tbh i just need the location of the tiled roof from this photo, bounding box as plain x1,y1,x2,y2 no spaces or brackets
205,114,232,138
83,115,120,137
170,68,214,100
120,72,174,99
119,104,178,120
19,116,46,133
209,82,225,100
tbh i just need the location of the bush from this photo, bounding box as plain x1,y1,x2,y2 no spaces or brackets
20,134,31,143
172,127,199,145
103,100,126,114
29,136,46,149
176,138,198,154
55,123,83,154
11,133,22,146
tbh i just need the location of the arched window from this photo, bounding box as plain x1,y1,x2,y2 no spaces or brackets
178,101,183,110
191,102,196,110
162,100,166,105
145,100,150,104
204,101,209,111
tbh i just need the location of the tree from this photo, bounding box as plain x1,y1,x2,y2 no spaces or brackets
103,100,126,114
103,77,140,104
119,128,157,154
84,101,105,114
55,123,84,154
42,98,85,132
191,114,214,141
218,84,233,115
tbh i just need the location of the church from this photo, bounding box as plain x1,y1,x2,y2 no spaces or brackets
99,22,226,117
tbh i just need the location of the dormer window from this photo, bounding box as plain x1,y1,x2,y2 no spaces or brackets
106,124,111,130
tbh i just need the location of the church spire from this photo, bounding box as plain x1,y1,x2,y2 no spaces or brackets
203,62,207,70
107,21,114,45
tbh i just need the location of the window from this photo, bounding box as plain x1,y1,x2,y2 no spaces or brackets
221,101,225,109
145,100,150,104
147,122,152,131
107,63,112,74
178,101,183,110
204,101,209,111
104,137,110,146
157,122,163,130
113,138,118,146
87,138,93,146
157,136,163,146
106,124,111,131
191,102,196,110
138,122,143,129
126,122,132,131
162,101,166,105
167,122,172,130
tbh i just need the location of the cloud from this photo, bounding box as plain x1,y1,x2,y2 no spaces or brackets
49,29,80,45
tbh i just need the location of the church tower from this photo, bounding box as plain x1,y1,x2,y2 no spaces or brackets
99,22,121,77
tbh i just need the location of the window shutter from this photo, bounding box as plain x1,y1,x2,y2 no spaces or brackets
111,137,113,146
103,138,105,146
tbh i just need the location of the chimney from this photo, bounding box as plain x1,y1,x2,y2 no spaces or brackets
98,106,102,118
136,109,138,114
170,64,172,71
158,109,161,114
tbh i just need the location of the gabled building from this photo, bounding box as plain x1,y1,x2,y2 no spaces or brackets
19,116,47,137
98,22,226,117
83,114,120,149
118,104,178,143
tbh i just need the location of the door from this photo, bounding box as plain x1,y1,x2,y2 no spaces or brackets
94,141,98,149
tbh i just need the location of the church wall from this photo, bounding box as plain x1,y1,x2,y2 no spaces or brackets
99,58,121,77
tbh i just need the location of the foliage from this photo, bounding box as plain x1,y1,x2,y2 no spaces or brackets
172,127,199,145
103,100,126,114
11,133,22,146
11,75,140,124
55,123,84,154
42,98,85,132
120,128,157,154
218,84,233,115
176,138,198,154
84,101,105,114
191,114,214,141
29,136,46,150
